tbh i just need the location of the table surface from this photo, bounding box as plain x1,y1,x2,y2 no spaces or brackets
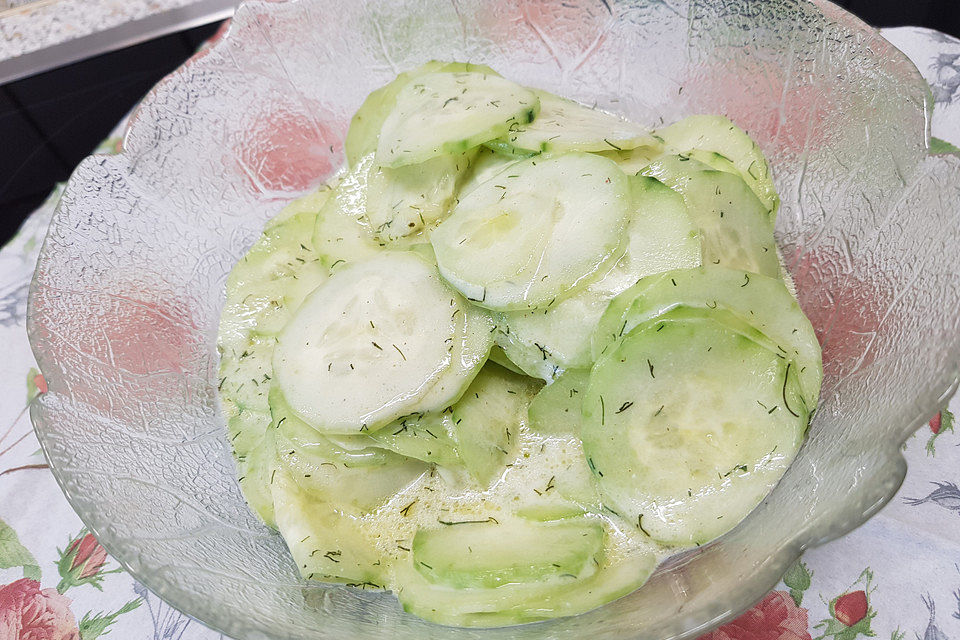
1,24,959,640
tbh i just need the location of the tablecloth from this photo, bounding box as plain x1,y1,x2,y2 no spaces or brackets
1,24,960,640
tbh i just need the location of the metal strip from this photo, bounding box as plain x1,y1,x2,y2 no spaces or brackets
0,0,237,85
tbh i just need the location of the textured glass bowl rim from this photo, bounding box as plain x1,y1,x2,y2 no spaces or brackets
25,0,960,638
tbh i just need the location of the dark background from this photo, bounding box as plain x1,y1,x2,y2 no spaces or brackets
0,1,957,244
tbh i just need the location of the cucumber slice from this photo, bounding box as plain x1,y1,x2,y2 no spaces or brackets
271,388,390,469
311,154,383,266
412,518,603,589
432,152,632,310
225,404,278,527
407,300,494,413
527,369,589,438
458,147,521,197
364,151,475,243
220,210,327,349
654,115,778,215
598,146,664,177
592,266,821,408
496,175,700,378
450,363,542,485
492,91,659,154
369,411,461,468
581,316,809,546
376,72,539,167
270,388,428,510
264,185,333,232
486,344,525,376
643,155,779,278
394,543,656,627
219,207,331,527
346,61,500,167
275,252,488,433
271,469,388,586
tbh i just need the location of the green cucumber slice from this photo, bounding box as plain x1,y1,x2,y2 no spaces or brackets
271,387,389,469
219,207,331,527
311,154,383,266
220,210,327,349
364,151,475,243
225,403,278,527
486,344,525,376
264,185,333,232
271,469,388,586
450,363,542,485
346,61,500,167
432,151,632,310
655,115,778,215
369,412,461,468
394,543,656,627
411,518,603,589
527,369,589,438
376,72,539,167
458,147,521,197
270,387,427,510
592,266,821,408
274,252,488,433
496,175,700,378
581,316,809,546
643,155,779,278
492,91,659,154
598,146,665,176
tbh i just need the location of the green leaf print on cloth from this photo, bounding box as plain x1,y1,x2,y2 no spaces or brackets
0,516,40,580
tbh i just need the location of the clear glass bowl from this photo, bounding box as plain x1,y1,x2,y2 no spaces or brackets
26,0,960,638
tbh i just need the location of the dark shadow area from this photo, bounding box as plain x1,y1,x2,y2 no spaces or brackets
0,21,223,244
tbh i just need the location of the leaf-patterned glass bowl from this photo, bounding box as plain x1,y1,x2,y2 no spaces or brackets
26,0,960,638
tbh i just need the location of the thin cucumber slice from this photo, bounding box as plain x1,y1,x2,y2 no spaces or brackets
271,388,390,469
274,252,485,433
270,387,428,510
655,114,778,215
264,185,333,232
492,91,659,154
220,335,275,414
394,544,655,627
311,154,383,266
364,151,476,243
225,403,278,527
408,301,494,413
346,61,500,167
220,210,327,349
369,412,461,468
458,147,521,197
450,363,542,485
376,72,539,167
411,518,603,589
581,316,809,546
432,152,631,310
271,469,389,586
219,208,330,527
592,266,822,408
643,155,779,278
496,175,700,378
486,344,525,376
598,146,664,176
514,369,602,520
527,369,589,438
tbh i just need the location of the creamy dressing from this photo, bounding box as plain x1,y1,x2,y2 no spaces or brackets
358,411,668,587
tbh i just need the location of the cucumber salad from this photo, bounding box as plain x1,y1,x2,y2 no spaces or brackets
218,61,822,627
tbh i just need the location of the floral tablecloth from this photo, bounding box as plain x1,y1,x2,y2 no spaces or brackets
2,24,960,640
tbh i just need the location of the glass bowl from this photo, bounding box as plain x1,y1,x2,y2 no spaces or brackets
26,0,960,638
